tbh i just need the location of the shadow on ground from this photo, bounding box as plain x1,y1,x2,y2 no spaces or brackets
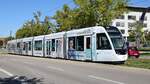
0,76,43,84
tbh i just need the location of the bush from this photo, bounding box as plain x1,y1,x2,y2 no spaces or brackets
123,58,150,69
139,48,150,51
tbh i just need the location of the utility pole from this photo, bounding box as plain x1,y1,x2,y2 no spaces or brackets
31,19,34,37
31,19,34,56
10,30,12,40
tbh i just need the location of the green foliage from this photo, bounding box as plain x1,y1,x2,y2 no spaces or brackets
16,0,128,38
16,11,55,38
129,21,147,48
139,45,150,50
53,0,128,31
128,31,136,42
16,21,32,38
140,53,150,56
53,4,74,31
0,40,3,47
145,32,150,41
5,36,15,41
124,58,150,69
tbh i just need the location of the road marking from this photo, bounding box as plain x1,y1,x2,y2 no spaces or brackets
23,62,33,65
11,59,18,61
48,66,64,72
0,68,13,76
88,75,125,84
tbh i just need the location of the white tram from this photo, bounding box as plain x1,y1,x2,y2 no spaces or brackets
7,26,128,62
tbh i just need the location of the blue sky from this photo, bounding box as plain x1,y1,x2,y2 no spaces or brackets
0,0,150,37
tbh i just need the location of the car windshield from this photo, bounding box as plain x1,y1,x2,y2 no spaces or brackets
111,37,125,49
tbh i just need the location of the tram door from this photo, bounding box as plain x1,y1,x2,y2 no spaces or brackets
56,39,63,58
25,42,28,55
85,36,92,60
46,40,51,57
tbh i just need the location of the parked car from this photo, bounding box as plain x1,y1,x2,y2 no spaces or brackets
128,46,140,58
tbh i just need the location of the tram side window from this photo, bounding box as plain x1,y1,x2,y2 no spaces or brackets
68,37,76,50
97,33,111,49
12,44,15,50
46,41,48,49
52,39,55,51
29,41,31,51
23,42,26,50
17,42,20,48
34,40,42,51
76,36,84,51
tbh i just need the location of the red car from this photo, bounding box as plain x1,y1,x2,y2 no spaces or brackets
128,46,140,58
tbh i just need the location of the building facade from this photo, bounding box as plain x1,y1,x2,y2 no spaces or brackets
112,6,150,39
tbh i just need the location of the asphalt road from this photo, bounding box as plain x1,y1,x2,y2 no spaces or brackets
0,54,150,84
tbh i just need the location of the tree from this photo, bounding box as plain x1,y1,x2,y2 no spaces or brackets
130,7,150,48
53,0,128,31
74,0,129,26
145,32,150,41
128,31,136,42
42,16,56,34
127,21,146,48
53,4,74,31
33,11,41,24
0,40,3,48
16,11,55,38
16,21,32,38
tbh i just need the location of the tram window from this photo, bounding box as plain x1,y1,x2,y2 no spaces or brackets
29,41,31,51
46,41,48,55
17,43,20,48
86,37,91,49
68,37,76,50
46,41,48,49
76,36,84,51
52,39,55,51
12,44,15,50
23,42,26,50
34,40,42,51
97,33,111,49
49,41,51,50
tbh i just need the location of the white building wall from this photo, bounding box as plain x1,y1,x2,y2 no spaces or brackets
112,11,150,38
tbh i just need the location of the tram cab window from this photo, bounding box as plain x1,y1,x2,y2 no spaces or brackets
34,40,42,51
29,41,31,51
97,33,111,49
76,36,84,51
52,39,55,51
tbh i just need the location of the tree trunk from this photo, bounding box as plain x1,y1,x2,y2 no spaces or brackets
136,32,140,48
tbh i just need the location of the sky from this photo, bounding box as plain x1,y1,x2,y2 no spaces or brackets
0,0,150,37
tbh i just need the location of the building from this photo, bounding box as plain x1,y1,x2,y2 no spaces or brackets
0,37,7,48
112,6,150,40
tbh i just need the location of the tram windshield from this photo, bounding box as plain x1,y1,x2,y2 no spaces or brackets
106,26,127,55
111,36,125,49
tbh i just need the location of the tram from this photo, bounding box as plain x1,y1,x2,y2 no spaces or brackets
7,26,128,62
